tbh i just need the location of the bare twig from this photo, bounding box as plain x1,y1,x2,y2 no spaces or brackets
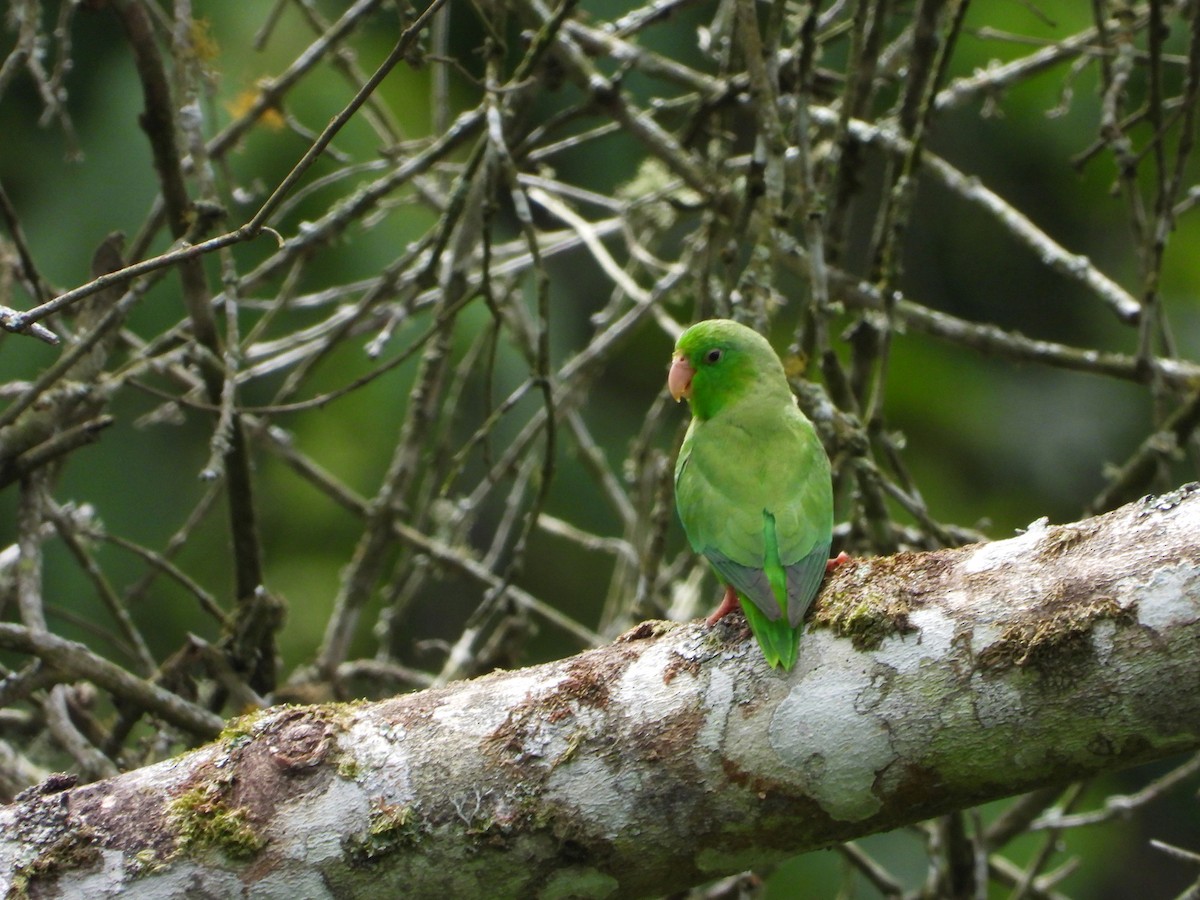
0,623,223,737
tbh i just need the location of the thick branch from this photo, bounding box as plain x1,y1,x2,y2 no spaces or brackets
2,487,1200,897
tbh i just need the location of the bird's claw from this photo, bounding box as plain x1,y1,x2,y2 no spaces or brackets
704,585,741,627
826,551,850,573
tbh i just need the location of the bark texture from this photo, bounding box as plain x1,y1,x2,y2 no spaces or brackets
3,486,1200,898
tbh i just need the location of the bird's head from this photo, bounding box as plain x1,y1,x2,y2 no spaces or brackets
668,319,789,420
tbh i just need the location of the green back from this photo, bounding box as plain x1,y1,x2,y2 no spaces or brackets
675,391,832,627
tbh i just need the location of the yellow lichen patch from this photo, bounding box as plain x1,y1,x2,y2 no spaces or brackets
189,18,219,62
217,708,266,746
810,589,917,650
225,85,285,132
345,801,422,862
614,619,679,643
782,353,809,380
1036,522,1097,560
978,593,1133,672
808,551,945,650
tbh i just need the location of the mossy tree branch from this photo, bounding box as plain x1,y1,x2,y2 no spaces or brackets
2,486,1198,898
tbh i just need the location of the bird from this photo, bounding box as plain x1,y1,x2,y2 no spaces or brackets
668,318,838,671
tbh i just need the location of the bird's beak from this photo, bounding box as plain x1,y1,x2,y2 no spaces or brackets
668,353,695,402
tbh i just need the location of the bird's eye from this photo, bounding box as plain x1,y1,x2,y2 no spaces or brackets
705,348,723,364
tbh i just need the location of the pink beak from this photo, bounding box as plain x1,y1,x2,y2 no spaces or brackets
668,353,695,402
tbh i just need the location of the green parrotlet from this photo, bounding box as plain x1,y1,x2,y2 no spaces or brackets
669,319,839,671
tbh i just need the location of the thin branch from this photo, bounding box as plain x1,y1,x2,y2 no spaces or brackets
0,623,223,737
1031,752,1200,831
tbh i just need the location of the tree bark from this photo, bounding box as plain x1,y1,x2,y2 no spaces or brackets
3,486,1200,898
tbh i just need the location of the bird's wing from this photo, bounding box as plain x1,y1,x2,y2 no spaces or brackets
676,405,831,625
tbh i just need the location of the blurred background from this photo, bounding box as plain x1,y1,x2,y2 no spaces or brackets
1,0,1198,896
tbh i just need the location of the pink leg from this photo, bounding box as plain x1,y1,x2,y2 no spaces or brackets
705,585,741,626
826,551,850,573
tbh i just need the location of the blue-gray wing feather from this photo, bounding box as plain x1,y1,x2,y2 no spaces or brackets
785,539,831,627
703,549,780,621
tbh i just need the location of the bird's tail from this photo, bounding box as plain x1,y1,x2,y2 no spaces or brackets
740,596,802,671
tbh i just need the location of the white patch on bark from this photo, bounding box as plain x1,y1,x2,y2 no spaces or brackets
1137,564,1200,631
883,607,956,673
770,651,893,821
342,718,416,806
698,665,735,755
230,863,336,900
273,775,369,864
961,519,1047,574
434,673,552,736
546,753,633,839
971,673,1024,731
615,642,694,720
108,861,243,898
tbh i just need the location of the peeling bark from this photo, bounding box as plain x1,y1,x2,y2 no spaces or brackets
2,487,1200,898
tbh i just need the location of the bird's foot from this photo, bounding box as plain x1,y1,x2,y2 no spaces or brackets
826,551,851,573
705,585,741,627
